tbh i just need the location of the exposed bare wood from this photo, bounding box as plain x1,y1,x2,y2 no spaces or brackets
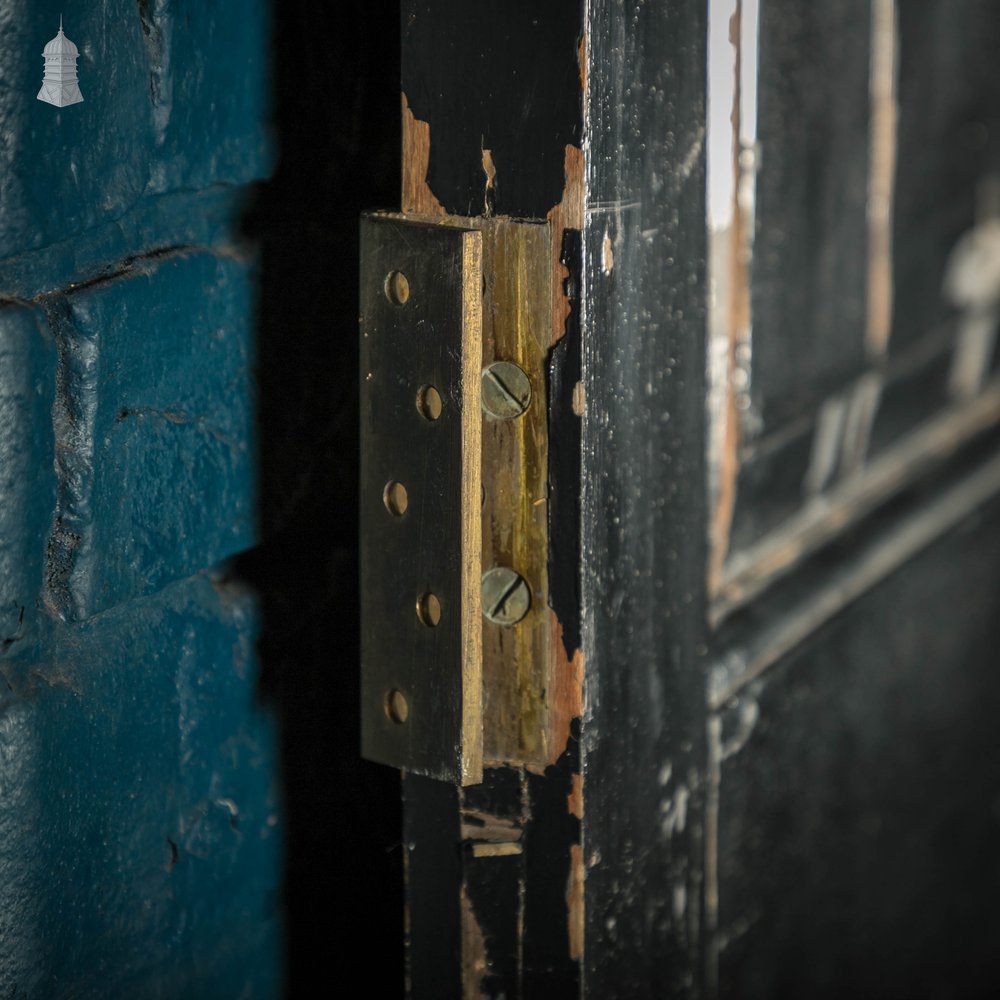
568,772,583,821
401,92,446,217
481,148,496,216
546,616,585,767
469,842,523,859
460,808,523,845
568,843,585,961
547,144,584,349
460,885,488,998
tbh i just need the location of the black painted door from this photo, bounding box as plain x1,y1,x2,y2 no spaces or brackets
391,3,1000,997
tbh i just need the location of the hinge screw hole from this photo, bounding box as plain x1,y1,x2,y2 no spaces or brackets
385,689,409,724
383,481,409,516
416,592,442,628
416,384,443,421
384,270,410,306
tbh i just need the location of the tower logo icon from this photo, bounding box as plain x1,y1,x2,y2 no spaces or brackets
38,16,84,107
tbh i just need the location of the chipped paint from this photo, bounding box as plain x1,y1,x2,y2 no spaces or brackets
481,147,497,216
568,771,583,820
460,884,489,998
470,842,522,858
401,92,446,217
547,613,584,766
547,144,585,347
601,229,614,275
460,807,523,846
567,843,585,961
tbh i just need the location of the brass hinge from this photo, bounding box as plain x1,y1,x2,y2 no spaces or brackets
360,212,554,785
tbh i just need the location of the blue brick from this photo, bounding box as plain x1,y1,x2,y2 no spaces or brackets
0,572,281,998
0,1,272,261
49,250,257,620
0,302,57,639
0,185,250,301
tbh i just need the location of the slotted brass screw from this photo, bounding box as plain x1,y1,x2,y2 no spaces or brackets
481,567,531,626
481,362,531,420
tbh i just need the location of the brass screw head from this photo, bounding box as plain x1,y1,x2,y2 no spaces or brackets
481,362,531,420
481,567,531,626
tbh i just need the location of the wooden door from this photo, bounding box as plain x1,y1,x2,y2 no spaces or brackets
369,2,1000,996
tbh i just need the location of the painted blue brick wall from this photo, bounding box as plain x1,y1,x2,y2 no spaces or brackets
0,0,271,258
45,251,257,620
0,2,282,996
1,575,280,999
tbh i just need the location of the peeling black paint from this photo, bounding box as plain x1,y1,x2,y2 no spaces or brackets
523,720,581,996
462,768,526,998
401,0,583,219
547,228,583,659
